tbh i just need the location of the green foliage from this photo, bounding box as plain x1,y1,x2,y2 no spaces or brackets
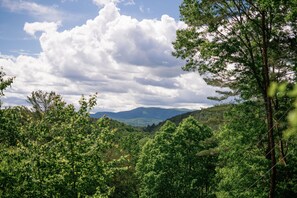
102,117,149,198
0,93,120,197
267,82,297,140
173,0,297,100
0,67,14,108
136,121,177,198
215,102,269,197
285,84,297,139
27,90,62,118
116,117,163,127
136,117,216,198
0,87,157,198
0,106,30,146
2,89,297,197
215,102,297,197
148,104,230,132
174,1,297,196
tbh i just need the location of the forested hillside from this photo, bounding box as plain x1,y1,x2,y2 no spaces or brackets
145,104,230,132
1,0,297,198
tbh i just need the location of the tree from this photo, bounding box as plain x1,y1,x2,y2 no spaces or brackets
0,67,20,146
216,102,297,197
136,117,216,197
173,116,216,197
215,102,269,197
173,1,297,197
0,94,118,197
0,106,30,146
27,90,61,118
0,67,14,108
136,121,177,198
109,128,148,198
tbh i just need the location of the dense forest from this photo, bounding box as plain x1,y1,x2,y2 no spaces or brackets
1,0,297,197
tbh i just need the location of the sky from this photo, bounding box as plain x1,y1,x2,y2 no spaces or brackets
0,0,220,112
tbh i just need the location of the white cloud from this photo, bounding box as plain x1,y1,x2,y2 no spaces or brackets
24,21,61,37
1,3,218,112
0,0,64,21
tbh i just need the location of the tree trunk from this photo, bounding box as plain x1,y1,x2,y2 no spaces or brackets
261,11,276,198
266,94,276,198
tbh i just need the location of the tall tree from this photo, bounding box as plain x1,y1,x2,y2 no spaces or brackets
173,1,297,197
136,121,177,198
136,117,216,198
215,102,269,198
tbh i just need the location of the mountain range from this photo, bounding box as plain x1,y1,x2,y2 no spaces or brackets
90,107,193,127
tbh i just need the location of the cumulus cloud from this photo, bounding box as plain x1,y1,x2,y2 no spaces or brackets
1,3,218,112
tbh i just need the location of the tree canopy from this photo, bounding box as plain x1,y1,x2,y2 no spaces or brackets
173,1,297,197
136,117,216,198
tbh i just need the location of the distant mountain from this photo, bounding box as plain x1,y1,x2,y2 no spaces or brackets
90,107,193,127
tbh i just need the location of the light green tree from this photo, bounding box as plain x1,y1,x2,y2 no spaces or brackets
0,93,118,197
136,117,216,198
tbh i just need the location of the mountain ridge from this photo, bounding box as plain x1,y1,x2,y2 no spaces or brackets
90,107,193,126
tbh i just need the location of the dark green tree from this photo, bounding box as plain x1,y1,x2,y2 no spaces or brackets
215,102,269,197
173,1,297,196
173,116,216,197
109,128,148,198
216,102,297,197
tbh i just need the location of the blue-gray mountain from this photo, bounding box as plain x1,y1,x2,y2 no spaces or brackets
90,107,193,127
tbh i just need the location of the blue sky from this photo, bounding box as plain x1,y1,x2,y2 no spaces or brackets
0,0,219,112
0,0,181,56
